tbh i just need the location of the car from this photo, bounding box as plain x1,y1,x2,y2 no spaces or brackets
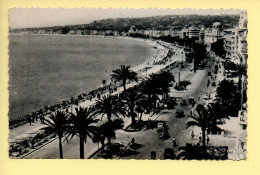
189,97,195,104
211,82,216,86
176,109,185,118
161,98,177,109
203,93,210,100
164,148,175,159
159,131,170,139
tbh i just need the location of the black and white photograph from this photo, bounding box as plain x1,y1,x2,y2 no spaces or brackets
8,8,248,160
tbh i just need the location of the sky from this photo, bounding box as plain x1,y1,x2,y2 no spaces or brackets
9,8,243,29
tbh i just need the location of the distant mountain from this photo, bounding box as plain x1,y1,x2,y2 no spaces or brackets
10,14,239,32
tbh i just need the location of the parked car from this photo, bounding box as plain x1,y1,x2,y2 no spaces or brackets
180,99,187,106
176,109,185,118
211,82,216,86
160,131,170,139
160,98,177,109
203,93,210,100
164,148,175,159
189,97,195,104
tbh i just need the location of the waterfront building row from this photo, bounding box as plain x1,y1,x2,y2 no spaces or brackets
10,12,247,65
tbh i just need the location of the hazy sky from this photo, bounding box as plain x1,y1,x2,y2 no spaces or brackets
9,8,243,29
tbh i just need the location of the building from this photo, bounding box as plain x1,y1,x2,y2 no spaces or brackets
135,29,145,35
98,30,105,36
83,30,91,35
198,30,205,43
113,31,119,36
76,30,83,35
105,30,113,35
188,26,200,39
204,22,223,51
237,11,248,65
90,30,98,35
180,28,188,38
128,26,136,35
224,28,238,62
236,110,247,159
121,31,127,36
68,30,77,35
204,22,223,44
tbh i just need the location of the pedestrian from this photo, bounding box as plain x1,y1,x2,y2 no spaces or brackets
198,96,200,101
172,137,177,147
31,138,34,149
191,130,194,140
19,146,22,155
131,137,135,144
28,117,31,126
151,151,156,160
207,136,210,145
199,136,201,143
42,116,45,123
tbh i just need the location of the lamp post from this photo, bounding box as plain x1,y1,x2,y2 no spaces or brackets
207,79,210,105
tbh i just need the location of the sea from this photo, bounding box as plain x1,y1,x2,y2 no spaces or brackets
9,34,156,120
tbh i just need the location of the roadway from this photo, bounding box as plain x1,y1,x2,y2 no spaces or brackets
24,53,219,159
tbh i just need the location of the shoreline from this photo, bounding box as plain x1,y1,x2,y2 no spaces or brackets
9,35,168,125
9,36,186,158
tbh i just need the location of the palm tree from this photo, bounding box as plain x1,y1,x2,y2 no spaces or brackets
186,104,227,146
135,99,147,122
177,143,228,160
216,79,237,104
42,110,69,159
111,65,138,92
67,107,98,159
92,119,124,158
121,88,145,126
140,74,161,108
177,143,204,160
92,126,106,152
100,119,124,145
93,95,125,146
158,71,175,99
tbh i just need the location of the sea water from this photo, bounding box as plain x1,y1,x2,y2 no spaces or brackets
9,35,156,119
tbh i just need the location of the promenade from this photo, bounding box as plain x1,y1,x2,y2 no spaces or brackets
9,39,230,159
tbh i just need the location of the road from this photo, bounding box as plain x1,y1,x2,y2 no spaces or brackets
116,56,216,159
24,53,219,159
